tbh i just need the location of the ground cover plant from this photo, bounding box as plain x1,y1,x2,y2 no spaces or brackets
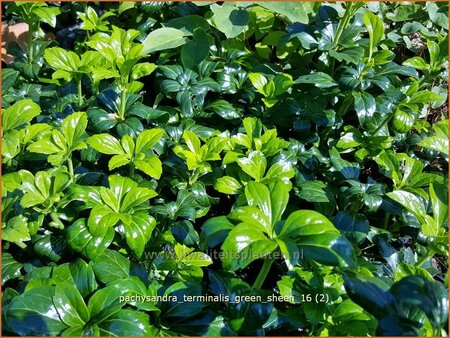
1,1,449,336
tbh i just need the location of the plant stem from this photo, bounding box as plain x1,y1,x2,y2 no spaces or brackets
372,113,394,135
27,23,35,60
415,249,435,267
77,77,83,109
336,93,353,117
129,163,135,177
330,3,355,74
253,259,274,289
120,88,127,120
382,213,389,229
67,157,74,177
50,212,64,229
334,3,355,45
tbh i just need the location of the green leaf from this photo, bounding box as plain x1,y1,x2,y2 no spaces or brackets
62,112,88,150
276,238,300,270
245,181,272,229
7,287,68,336
2,68,19,93
272,74,293,96
429,182,448,227
426,2,448,28
123,213,156,258
181,28,210,70
135,156,163,179
296,181,331,203
409,91,443,104
210,3,249,39
180,251,213,267
294,72,337,88
214,176,242,194
33,6,61,27
200,216,234,249
344,275,395,319
237,151,267,181
296,233,357,269
353,91,376,126
248,73,268,94
390,276,448,329
53,260,98,298
206,100,242,120
363,12,384,56
2,99,41,134
135,128,164,154
387,190,426,222
2,252,23,284
182,130,201,155
142,27,187,54
230,206,271,235
53,283,89,327
403,57,428,71
88,134,125,155
93,250,130,284
98,309,153,336
221,223,268,271
280,210,339,238
2,215,31,248
67,218,114,260
329,147,360,180
257,2,314,24
109,155,130,171
333,211,370,244
44,47,80,75
87,285,123,323
131,62,157,80
418,120,448,156
120,187,157,211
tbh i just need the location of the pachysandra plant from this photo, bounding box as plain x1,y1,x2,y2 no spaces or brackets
2,2,448,337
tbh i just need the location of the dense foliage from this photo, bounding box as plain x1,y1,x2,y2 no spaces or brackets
2,2,449,336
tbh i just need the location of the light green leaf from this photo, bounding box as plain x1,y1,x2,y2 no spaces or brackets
214,176,242,195
181,251,213,267
142,27,187,54
182,130,201,155
2,215,31,248
248,73,268,94
120,187,157,211
294,72,337,88
131,62,157,80
134,156,163,179
45,47,80,74
88,134,125,155
409,91,443,104
280,210,339,239
429,182,448,227
363,12,384,55
135,128,164,154
2,99,41,134
210,3,249,38
237,150,267,181
109,155,130,171
62,112,88,150
387,190,426,222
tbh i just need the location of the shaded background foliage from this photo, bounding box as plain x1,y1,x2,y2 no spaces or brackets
1,1,449,336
